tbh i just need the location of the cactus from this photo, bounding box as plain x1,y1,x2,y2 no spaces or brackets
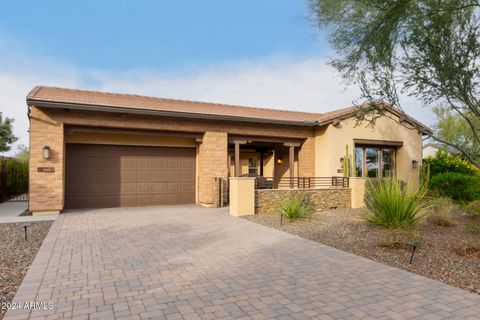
343,145,350,177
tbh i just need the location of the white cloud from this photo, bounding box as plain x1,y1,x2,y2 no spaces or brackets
0,54,434,156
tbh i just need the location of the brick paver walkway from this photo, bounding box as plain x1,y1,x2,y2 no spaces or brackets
5,206,480,319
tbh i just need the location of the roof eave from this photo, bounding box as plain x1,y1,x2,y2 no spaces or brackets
27,99,319,127
316,109,433,135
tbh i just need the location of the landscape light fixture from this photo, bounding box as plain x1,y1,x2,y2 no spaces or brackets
406,241,421,264
43,146,51,160
20,223,31,241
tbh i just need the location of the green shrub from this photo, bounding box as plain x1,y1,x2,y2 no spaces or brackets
424,150,478,177
429,172,480,202
380,228,423,248
364,177,429,229
465,222,480,235
278,192,315,220
3,158,28,197
427,197,456,227
465,200,480,216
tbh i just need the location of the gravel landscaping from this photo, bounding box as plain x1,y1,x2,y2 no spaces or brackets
243,208,480,294
0,221,52,320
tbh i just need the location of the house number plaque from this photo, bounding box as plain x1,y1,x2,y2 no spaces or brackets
37,167,55,173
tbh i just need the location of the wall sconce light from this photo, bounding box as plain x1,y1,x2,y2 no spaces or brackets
42,146,51,160
340,157,344,164
276,156,283,165
412,160,419,168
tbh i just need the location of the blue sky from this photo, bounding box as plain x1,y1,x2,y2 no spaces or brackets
0,1,328,71
0,1,432,154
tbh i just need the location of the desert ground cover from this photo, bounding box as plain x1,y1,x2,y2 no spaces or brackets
244,207,480,294
0,221,52,320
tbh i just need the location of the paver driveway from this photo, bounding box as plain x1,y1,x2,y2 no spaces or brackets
5,206,480,320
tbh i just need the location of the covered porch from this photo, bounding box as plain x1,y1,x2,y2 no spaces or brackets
227,135,349,190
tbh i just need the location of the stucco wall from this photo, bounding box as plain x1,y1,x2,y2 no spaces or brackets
255,188,351,214
314,113,423,189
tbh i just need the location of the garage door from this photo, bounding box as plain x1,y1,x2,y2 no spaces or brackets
65,144,196,209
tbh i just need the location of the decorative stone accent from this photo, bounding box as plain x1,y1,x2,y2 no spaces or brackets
212,177,228,208
255,188,351,214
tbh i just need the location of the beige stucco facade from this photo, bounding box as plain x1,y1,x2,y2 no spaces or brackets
314,113,423,189
28,92,426,214
229,177,255,216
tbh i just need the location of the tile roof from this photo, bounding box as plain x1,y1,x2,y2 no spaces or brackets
27,86,431,133
27,86,321,123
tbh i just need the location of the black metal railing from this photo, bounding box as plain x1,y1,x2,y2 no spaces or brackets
254,176,349,189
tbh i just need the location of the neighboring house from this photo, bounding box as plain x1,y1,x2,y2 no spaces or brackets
27,86,431,215
423,143,461,159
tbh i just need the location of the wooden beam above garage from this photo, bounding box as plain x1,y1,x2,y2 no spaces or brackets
65,125,204,141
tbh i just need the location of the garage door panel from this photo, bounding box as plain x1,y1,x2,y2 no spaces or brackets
137,158,151,169
181,193,195,203
151,171,167,182
182,159,195,169
136,183,151,193
152,159,166,169
167,159,180,169
85,183,106,195
65,144,196,209
121,183,137,194
66,183,84,196
166,194,181,205
181,170,195,181
121,158,136,169
152,182,166,193
167,182,180,192
120,195,137,207
136,170,151,182
122,170,137,182
181,182,195,193
151,194,166,204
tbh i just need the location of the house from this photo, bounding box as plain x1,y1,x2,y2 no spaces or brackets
423,143,461,159
27,86,431,215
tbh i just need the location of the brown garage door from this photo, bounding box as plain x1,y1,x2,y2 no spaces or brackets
65,144,196,209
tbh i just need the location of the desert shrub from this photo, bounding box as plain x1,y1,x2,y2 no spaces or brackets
429,172,480,202
465,222,480,235
364,177,429,229
278,192,315,220
379,228,423,248
465,200,480,217
423,150,478,177
454,242,480,258
427,197,456,227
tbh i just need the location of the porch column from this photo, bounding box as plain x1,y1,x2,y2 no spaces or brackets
284,142,301,188
233,140,247,177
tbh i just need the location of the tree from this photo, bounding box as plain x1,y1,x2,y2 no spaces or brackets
433,106,480,160
311,0,480,167
0,112,17,152
15,144,29,161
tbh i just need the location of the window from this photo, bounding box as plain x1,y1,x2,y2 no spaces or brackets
248,158,258,175
355,145,395,178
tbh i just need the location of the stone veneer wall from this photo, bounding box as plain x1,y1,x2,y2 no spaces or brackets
212,177,228,208
255,188,351,214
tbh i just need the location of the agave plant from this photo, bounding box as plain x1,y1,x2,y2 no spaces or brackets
364,174,429,229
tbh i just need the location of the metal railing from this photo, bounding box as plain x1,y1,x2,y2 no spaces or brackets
254,176,349,189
